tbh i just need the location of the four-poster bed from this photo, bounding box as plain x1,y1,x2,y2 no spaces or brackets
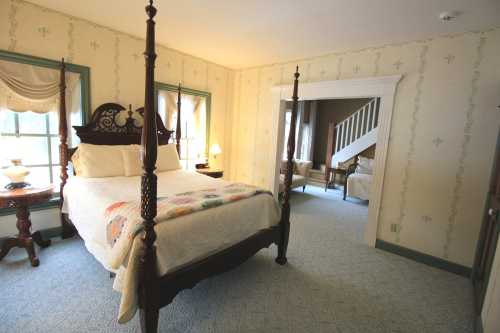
57,1,300,332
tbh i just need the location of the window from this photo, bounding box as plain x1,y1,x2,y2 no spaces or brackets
0,50,90,196
300,123,310,159
0,111,62,189
282,110,301,160
156,84,211,170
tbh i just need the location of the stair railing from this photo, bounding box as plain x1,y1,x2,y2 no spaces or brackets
334,98,380,154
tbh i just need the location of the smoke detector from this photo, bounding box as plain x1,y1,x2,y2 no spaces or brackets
439,11,459,22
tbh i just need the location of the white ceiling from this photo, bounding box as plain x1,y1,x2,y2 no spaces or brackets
28,0,500,69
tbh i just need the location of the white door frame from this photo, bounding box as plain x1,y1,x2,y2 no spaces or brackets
270,75,402,246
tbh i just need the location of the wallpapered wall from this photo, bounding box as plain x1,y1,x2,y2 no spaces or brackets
0,0,234,172
0,0,499,269
0,0,234,236
230,28,500,267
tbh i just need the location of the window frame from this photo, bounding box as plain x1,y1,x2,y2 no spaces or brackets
1,112,60,184
0,50,91,216
154,82,212,167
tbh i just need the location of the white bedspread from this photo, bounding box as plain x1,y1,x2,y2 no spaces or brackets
346,173,372,201
62,170,280,322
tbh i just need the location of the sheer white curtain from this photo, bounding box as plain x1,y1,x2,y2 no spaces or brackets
0,59,82,176
0,59,78,113
157,90,207,169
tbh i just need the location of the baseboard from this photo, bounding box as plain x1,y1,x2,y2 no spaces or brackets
375,239,472,278
0,226,62,247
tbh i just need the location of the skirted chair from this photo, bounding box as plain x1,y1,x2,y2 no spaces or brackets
344,156,374,201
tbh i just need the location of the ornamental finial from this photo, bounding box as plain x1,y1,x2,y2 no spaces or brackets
294,65,300,79
146,0,157,19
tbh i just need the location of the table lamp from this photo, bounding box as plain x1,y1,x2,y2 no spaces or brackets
2,137,30,189
209,143,222,161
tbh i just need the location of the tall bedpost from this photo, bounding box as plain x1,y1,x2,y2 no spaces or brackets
276,66,300,265
139,1,159,332
58,58,73,239
176,83,181,155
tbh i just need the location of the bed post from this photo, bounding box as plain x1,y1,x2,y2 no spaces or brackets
58,58,74,239
139,1,159,332
276,66,300,265
176,83,181,155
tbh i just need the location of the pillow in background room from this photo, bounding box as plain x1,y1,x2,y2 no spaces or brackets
356,156,374,175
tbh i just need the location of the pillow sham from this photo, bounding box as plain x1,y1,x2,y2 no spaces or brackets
356,156,374,175
72,143,126,178
121,147,142,177
72,143,181,177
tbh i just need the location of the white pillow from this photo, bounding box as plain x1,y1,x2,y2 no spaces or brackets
121,147,142,177
72,143,181,177
356,156,374,175
72,143,126,178
157,144,182,172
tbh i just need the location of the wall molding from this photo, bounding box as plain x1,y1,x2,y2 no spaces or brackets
271,75,402,247
375,239,472,277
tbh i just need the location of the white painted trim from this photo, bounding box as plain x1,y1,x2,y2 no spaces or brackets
270,75,402,247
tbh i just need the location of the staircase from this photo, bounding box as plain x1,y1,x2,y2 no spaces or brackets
329,98,380,168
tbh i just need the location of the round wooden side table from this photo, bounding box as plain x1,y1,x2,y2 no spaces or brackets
0,186,53,267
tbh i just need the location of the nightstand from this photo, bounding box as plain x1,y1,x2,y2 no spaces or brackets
196,168,224,179
0,186,53,267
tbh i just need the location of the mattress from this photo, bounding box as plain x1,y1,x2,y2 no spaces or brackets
62,169,280,322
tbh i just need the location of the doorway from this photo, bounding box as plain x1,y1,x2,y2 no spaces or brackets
270,76,402,246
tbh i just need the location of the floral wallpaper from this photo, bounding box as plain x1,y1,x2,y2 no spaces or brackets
230,27,500,267
0,0,499,268
0,0,233,174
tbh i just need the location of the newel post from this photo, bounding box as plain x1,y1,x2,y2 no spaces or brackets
139,1,159,332
276,66,300,265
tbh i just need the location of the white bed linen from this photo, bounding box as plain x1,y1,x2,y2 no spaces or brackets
346,173,372,201
62,169,280,322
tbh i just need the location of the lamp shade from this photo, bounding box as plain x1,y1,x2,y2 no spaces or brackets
209,143,222,156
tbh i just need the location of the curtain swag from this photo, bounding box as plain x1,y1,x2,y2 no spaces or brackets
0,59,79,114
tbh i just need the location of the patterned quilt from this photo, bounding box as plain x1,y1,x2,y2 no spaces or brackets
104,183,271,269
